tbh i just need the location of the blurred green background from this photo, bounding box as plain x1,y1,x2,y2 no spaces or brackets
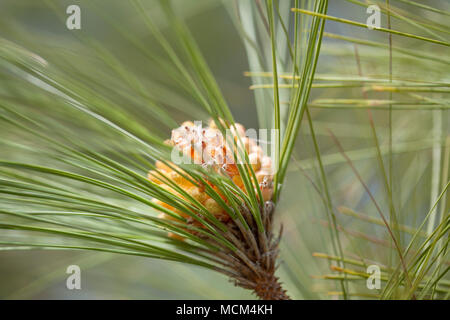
0,0,448,299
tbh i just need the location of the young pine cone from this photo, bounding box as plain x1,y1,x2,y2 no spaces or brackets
148,120,274,240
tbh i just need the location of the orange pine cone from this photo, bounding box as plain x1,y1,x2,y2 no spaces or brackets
149,120,274,240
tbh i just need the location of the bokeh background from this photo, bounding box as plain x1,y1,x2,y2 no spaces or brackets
0,0,448,299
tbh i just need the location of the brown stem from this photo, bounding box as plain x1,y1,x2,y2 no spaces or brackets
209,201,291,300
253,272,290,300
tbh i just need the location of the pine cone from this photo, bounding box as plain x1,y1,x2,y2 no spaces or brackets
148,120,274,239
